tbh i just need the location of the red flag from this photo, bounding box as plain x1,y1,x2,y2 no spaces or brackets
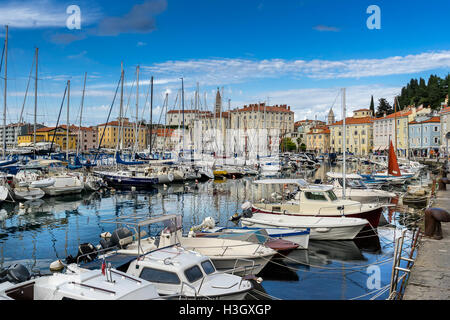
388,141,401,176
101,259,106,275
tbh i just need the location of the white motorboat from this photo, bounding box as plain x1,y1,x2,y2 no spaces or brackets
250,179,384,227
93,246,253,300
194,226,309,250
190,216,309,250
159,224,276,275
98,214,276,276
0,263,161,300
326,172,397,203
30,178,56,188
241,212,368,240
0,185,9,202
12,187,45,201
40,175,84,196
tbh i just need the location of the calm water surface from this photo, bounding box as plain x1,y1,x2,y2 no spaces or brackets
0,162,423,300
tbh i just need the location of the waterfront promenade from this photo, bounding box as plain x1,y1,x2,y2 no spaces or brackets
403,188,450,300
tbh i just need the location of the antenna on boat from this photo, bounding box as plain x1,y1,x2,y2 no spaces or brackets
341,88,346,200
34,48,38,155
77,72,87,157
2,25,8,159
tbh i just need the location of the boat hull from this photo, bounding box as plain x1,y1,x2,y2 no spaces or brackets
251,205,383,228
102,175,159,190
241,214,368,241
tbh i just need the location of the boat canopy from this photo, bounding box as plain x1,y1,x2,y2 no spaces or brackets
326,172,363,179
298,184,334,192
253,179,309,186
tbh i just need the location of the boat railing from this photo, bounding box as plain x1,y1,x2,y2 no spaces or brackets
232,258,256,277
316,202,364,216
76,246,120,266
180,281,198,299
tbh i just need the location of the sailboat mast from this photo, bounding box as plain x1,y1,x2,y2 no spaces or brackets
2,26,8,158
394,97,397,155
342,88,346,199
34,48,38,151
78,72,87,157
149,76,153,152
181,77,185,155
66,80,70,160
135,65,140,154
116,62,124,154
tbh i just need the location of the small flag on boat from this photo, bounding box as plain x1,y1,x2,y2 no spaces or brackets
101,259,106,275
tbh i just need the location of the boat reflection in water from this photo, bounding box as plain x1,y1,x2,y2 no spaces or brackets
283,240,366,268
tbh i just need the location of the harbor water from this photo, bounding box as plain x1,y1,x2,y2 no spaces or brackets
0,162,422,300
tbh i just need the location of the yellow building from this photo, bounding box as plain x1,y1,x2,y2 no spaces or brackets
306,126,330,153
18,126,77,151
329,109,374,155
97,118,147,149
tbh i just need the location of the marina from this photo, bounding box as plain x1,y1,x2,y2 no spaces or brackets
0,0,449,304
0,160,430,300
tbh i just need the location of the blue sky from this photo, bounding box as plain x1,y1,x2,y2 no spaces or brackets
0,0,449,126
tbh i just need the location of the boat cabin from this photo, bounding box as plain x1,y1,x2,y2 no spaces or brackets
0,267,160,300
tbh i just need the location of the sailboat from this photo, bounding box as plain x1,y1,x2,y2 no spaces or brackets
361,141,412,184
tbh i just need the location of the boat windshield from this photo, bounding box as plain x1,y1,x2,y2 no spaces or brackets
140,267,181,284
304,191,327,201
347,179,367,189
201,260,216,275
327,190,338,201
184,265,204,283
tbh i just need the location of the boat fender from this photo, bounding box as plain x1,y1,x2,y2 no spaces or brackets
241,201,252,211
100,232,112,239
49,260,65,272
315,228,330,233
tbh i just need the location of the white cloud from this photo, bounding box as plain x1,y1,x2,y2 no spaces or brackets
313,25,340,32
230,85,401,122
141,51,450,85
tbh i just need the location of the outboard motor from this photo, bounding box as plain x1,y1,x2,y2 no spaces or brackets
241,201,253,218
66,243,98,264
110,227,133,249
0,264,31,284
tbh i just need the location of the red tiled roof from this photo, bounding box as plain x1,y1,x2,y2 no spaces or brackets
167,110,212,115
231,104,293,114
294,120,325,126
97,121,146,128
153,128,175,137
440,106,450,114
307,126,330,135
409,116,440,125
329,116,374,126
373,109,413,121
354,108,370,112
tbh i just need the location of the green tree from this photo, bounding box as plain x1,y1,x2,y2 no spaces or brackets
300,143,306,152
369,95,375,115
375,98,393,117
296,137,302,151
280,138,297,152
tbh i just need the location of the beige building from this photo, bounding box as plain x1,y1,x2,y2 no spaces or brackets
329,109,374,155
306,126,330,153
230,103,294,132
